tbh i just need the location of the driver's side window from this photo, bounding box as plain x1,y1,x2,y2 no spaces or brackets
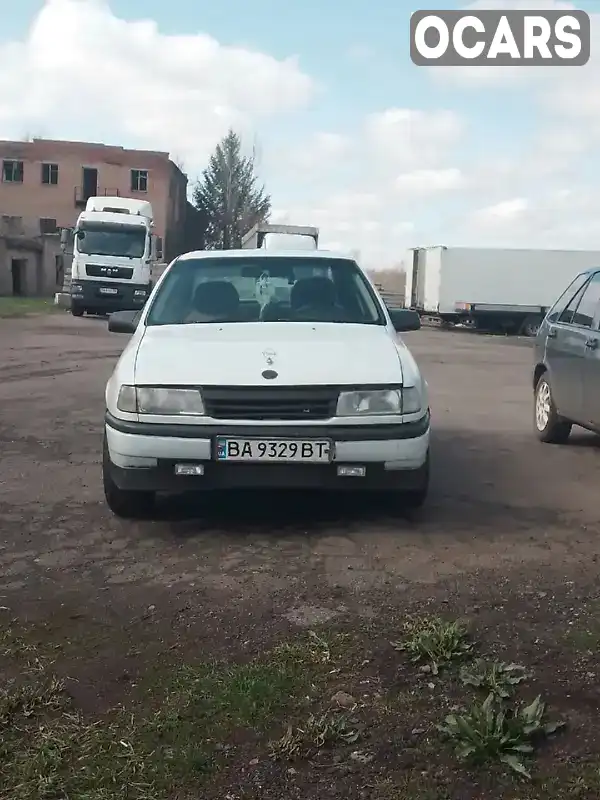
558,279,590,325
547,273,589,324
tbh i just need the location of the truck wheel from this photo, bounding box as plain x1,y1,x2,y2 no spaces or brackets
102,435,155,519
520,314,542,337
534,374,572,444
71,305,84,317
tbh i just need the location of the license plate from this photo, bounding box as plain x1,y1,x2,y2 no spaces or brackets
216,437,331,463
99,287,118,295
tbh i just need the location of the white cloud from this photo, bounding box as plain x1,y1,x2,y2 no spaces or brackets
270,131,352,179
271,1,600,261
269,107,467,267
395,168,464,194
271,190,414,268
365,108,464,169
464,189,600,248
0,0,314,168
470,197,530,225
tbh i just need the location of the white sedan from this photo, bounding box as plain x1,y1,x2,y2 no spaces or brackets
103,249,430,518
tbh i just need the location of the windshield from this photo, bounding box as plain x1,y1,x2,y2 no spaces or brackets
145,256,386,326
76,223,147,258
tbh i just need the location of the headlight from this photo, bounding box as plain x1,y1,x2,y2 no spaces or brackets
336,387,422,416
336,388,401,416
116,385,205,415
401,387,422,414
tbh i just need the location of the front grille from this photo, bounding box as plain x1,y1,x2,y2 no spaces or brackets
202,386,339,420
86,264,134,279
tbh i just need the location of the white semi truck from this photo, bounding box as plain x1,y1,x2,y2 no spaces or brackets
404,246,600,336
68,196,161,317
242,222,319,250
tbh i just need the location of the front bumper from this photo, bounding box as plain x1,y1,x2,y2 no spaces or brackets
105,411,430,492
71,279,149,312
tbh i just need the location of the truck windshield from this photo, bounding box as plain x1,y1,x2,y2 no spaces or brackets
145,256,386,326
76,224,146,258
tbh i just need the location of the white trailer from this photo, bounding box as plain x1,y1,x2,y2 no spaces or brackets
242,223,319,251
404,246,600,336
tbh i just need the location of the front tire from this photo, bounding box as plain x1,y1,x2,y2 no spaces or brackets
387,451,430,512
102,435,155,519
534,374,572,444
71,304,84,317
402,451,430,509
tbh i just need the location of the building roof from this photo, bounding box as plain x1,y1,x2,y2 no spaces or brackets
0,137,186,179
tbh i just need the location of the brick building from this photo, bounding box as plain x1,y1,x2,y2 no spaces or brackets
0,138,189,262
0,215,64,297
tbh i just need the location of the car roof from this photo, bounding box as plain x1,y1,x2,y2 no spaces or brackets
176,249,356,262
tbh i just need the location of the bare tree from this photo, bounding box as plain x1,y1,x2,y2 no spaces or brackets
172,154,187,175
192,130,270,250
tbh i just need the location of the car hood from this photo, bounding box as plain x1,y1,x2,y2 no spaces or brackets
133,322,405,386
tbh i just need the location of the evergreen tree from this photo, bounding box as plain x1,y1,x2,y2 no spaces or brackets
193,130,271,249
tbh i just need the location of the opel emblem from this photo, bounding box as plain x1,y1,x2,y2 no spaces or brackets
262,348,276,365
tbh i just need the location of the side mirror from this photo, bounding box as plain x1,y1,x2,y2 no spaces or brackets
388,308,420,332
76,229,85,240
108,310,140,334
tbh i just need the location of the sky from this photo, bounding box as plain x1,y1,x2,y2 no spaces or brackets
2,0,600,268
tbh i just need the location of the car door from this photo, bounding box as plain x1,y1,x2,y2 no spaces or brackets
544,276,592,421
579,272,600,429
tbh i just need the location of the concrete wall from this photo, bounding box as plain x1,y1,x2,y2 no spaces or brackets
0,138,188,262
0,217,64,296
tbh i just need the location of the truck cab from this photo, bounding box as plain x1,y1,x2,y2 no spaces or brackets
69,197,161,317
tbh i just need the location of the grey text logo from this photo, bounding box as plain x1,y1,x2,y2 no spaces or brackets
410,10,590,66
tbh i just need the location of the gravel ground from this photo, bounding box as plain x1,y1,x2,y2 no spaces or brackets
1,313,599,799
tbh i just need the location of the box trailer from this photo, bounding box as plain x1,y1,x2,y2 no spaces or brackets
404,246,600,336
242,223,319,250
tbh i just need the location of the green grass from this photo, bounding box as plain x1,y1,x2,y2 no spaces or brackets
0,630,332,800
460,659,528,699
391,616,473,675
269,711,360,760
1,614,597,798
438,693,565,779
0,297,62,317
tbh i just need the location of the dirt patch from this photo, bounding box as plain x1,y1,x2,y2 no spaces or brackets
2,317,600,797
2,574,600,799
